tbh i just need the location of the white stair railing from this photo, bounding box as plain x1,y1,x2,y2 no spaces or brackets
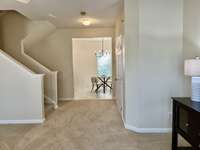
21,40,58,109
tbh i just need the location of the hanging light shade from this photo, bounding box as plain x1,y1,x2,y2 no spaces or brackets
184,57,200,102
185,57,200,76
95,38,111,56
80,11,91,26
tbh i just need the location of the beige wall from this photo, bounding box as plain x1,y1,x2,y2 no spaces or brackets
28,28,114,99
24,21,56,49
124,0,183,130
0,11,30,62
0,18,3,49
0,11,56,65
183,0,200,96
115,13,124,38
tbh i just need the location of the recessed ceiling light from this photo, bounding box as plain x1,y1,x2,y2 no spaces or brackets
16,0,31,4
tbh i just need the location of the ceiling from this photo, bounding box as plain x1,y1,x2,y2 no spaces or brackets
0,0,123,28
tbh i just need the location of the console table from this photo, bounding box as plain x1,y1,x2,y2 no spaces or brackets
172,97,200,150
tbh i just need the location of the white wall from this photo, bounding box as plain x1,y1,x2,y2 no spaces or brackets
183,0,200,96
124,0,140,128
72,38,112,98
28,28,114,99
0,49,44,123
124,0,183,130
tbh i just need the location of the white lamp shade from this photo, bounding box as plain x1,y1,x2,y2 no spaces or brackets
185,58,200,76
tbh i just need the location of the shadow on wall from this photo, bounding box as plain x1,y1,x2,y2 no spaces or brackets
0,19,3,49
0,11,29,64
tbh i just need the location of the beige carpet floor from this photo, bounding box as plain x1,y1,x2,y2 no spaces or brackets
0,100,187,150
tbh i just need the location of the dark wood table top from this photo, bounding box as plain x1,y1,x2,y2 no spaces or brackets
172,97,200,113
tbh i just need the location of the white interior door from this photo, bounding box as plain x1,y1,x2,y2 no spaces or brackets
115,35,125,121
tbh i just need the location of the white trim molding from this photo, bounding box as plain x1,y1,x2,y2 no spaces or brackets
59,97,113,101
45,95,58,109
59,98,74,101
124,123,172,133
0,119,45,125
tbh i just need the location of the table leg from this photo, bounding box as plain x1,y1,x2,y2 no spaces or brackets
95,84,103,93
172,131,178,150
103,78,106,93
172,101,178,150
192,145,199,150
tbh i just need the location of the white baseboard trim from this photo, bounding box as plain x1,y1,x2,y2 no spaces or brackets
59,98,74,101
124,123,172,133
0,118,45,125
59,97,113,101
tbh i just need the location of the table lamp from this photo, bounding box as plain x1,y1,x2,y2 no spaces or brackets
185,57,200,102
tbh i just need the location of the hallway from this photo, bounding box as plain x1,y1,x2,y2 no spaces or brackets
72,38,113,100
0,100,186,150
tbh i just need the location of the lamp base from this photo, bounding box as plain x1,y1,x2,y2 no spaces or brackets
191,77,200,102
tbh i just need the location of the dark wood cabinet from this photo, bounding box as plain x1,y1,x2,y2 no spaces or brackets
172,97,200,150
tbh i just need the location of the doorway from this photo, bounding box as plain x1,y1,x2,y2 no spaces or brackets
72,37,113,100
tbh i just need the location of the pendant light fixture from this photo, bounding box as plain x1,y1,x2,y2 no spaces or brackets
95,38,107,56
101,38,111,56
80,11,91,26
101,38,105,55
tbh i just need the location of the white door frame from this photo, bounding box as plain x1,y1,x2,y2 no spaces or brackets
115,35,126,122
72,37,114,100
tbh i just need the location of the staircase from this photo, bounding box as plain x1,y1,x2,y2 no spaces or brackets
21,20,58,109
0,11,58,124
0,49,45,124
21,40,58,109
